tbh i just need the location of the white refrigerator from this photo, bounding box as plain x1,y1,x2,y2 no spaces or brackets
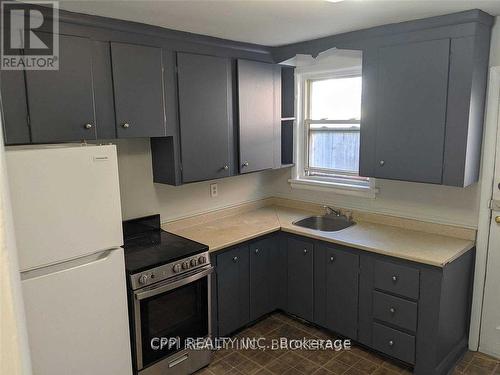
6,144,133,375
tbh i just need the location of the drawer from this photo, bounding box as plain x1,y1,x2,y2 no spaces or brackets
374,260,419,299
372,322,416,364
373,291,418,332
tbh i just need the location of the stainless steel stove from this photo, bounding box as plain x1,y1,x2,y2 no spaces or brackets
123,215,213,375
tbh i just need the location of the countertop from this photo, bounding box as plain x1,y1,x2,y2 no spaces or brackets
163,205,475,268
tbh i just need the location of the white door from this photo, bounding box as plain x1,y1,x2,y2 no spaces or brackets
21,248,132,375
479,93,500,358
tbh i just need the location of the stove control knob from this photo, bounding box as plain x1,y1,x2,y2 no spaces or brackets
182,261,190,270
138,275,148,285
198,256,207,264
173,263,182,273
190,258,198,267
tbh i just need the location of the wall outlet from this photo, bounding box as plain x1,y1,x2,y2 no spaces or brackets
210,183,218,198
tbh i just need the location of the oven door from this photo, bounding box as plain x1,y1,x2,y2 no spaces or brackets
133,265,213,371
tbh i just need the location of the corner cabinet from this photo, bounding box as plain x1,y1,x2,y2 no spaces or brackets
360,20,492,187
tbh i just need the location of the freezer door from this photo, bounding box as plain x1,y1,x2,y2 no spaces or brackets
5,144,123,271
21,248,132,375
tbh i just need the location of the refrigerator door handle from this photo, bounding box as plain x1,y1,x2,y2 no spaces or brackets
21,249,113,280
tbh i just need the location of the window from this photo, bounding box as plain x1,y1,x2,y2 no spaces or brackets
291,67,376,197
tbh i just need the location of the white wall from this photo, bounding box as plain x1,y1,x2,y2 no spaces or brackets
115,138,276,222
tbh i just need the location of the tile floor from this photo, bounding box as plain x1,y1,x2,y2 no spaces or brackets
196,312,500,375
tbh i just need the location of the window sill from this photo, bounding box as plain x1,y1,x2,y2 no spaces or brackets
288,177,378,199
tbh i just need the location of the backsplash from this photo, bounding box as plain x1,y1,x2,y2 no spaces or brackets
115,138,480,229
115,138,276,221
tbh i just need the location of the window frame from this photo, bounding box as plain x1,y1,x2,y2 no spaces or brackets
291,66,378,198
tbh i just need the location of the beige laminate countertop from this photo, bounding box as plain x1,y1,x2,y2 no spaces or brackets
163,206,475,268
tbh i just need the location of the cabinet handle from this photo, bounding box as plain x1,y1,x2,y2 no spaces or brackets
122,123,130,128
255,249,259,254
223,165,229,171
303,249,308,255
495,216,500,224
391,275,398,283
379,160,385,166
84,123,93,129
389,307,396,314
242,161,249,167
329,256,335,263
232,256,238,262
388,340,395,347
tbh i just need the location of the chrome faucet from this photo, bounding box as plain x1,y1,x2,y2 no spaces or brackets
323,205,341,216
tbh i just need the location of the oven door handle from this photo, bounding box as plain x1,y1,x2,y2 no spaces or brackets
134,266,214,300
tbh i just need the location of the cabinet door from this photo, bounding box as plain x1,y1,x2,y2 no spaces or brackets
249,236,278,321
374,39,450,183
238,60,276,174
324,245,359,338
0,70,30,144
216,246,249,336
287,237,314,321
26,34,96,143
111,43,166,138
177,53,233,182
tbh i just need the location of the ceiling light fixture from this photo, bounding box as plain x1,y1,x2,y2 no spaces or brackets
325,0,346,3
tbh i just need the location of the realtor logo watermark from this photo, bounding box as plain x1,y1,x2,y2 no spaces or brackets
1,1,59,70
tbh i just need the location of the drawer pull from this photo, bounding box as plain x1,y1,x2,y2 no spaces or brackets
388,340,395,347
391,275,398,283
255,249,259,254
303,249,308,254
389,307,396,314
233,256,238,262
330,256,335,263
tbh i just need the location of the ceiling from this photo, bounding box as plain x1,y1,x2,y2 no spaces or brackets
57,0,500,47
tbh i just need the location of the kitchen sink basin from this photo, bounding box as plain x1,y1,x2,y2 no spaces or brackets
292,215,355,232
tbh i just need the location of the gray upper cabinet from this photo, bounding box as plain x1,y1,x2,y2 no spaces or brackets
26,34,96,143
360,20,491,187
237,59,277,174
373,39,450,184
110,43,166,138
177,53,233,183
0,70,30,145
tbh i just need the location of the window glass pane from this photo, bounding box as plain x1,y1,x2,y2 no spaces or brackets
310,76,361,120
309,126,360,173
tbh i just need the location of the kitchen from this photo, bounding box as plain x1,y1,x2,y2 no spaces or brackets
1,1,500,375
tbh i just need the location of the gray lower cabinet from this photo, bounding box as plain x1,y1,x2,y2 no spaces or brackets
359,251,475,375
314,243,359,339
176,53,234,183
286,236,314,321
213,232,474,375
110,43,166,138
237,60,278,174
249,235,283,321
216,245,250,336
25,34,96,143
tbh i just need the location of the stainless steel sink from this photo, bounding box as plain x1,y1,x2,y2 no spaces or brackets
293,215,355,232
